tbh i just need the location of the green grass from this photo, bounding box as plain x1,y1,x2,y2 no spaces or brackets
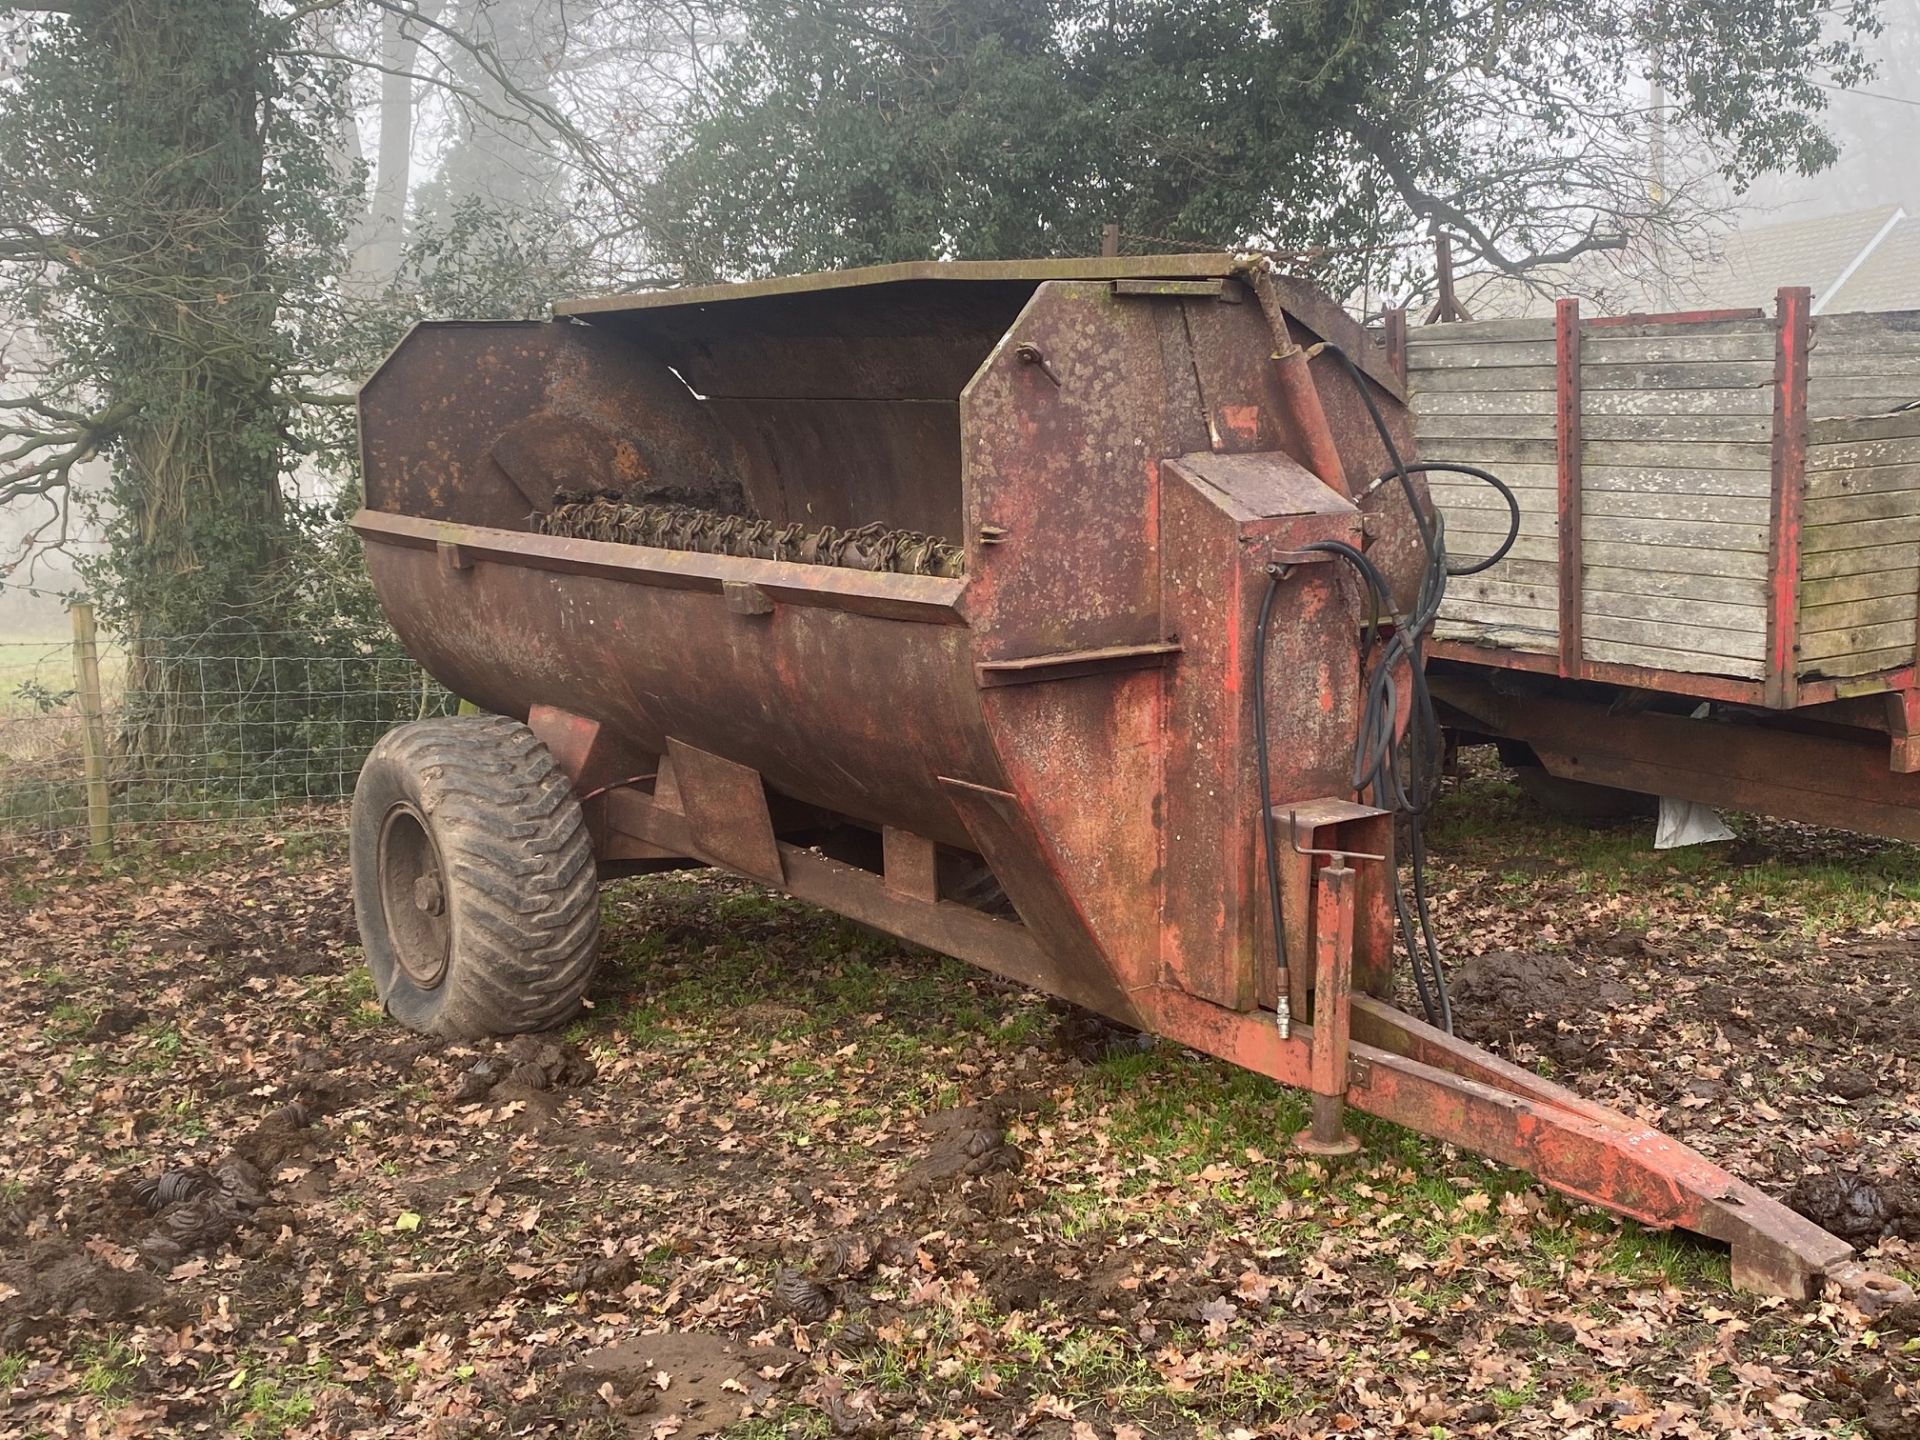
1605,1228,1733,1290
597,880,1019,1052
74,1336,137,1405
219,1356,346,1440
725,1409,833,1440
596,871,1752,1308
1429,767,1920,934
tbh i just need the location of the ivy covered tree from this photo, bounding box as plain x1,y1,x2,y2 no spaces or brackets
0,0,346,610
0,0,707,763
643,0,1883,299
0,0,355,752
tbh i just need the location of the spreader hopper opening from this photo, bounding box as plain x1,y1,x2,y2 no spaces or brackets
358,277,1053,568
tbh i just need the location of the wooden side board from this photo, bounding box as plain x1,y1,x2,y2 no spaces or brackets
1412,312,1777,675
1797,404,1920,677
1407,299,1920,701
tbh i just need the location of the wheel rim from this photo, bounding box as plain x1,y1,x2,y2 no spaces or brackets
377,802,451,988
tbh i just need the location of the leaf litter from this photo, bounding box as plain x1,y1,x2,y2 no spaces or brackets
0,770,1915,1437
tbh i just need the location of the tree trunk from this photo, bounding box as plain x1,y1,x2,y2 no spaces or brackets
85,0,295,764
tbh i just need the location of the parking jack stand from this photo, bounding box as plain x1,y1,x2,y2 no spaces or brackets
1296,858,1362,1157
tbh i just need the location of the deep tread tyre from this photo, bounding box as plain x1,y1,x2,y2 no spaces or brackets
350,715,600,1038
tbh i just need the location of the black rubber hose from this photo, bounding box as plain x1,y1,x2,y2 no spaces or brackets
1365,461,1523,576
1309,346,1467,1030
1254,568,1289,1012
1258,345,1521,1033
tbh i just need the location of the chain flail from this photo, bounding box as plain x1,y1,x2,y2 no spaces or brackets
535,492,966,579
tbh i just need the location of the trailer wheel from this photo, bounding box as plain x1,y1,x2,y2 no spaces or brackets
350,715,600,1038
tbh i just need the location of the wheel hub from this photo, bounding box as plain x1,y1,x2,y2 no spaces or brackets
378,802,450,988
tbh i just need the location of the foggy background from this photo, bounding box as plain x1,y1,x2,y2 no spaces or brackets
5,0,1918,641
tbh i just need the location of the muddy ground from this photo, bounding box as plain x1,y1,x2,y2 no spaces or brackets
0,769,1917,1438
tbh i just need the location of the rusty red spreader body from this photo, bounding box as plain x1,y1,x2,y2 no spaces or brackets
351,255,1893,1304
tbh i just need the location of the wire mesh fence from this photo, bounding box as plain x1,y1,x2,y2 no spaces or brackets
1,620,458,860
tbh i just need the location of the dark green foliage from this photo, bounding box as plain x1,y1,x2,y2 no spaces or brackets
0,0,363,767
0,0,351,630
645,0,1881,293
0,8,590,782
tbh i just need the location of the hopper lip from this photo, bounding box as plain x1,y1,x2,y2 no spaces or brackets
552,254,1242,317
553,254,1404,401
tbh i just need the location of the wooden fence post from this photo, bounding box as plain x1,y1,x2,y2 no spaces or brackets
70,600,113,861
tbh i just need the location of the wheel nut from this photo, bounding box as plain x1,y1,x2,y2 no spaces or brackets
413,874,445,916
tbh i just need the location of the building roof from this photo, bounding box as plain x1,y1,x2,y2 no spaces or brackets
1456,204,1920,319
1825,210,1920,312
1715,205,1903,312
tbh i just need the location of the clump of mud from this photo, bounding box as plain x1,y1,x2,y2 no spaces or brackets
0,1243,183,1348
771,1268,836,1322
897,1103,1024,1195
1787,1169,1920,1245
1448,950,1622,1070
133,1158,269,1264
450,1036,597,1105
505,1330,801,1440
1821,1364,1920,1440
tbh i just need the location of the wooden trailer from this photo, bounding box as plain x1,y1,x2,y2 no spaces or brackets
1389,292,1920,840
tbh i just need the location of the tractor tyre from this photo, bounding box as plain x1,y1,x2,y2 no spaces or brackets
350,715,600,1038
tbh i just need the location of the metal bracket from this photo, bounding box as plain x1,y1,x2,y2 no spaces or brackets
1287,811,1386,864
664,738,783,884
723,580,775,616
975,640,1182,689
1014,342,1063,388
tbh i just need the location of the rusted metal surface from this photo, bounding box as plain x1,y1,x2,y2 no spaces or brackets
1428,636,1770,706
355,510,965,625
1890,689,1920,774
1240,265,1353,494
554,255,1408,400
358,321,744,528
1156,454,1363,1010
555,255,1248,317
666,739,784,885
359,528,992,850
602,785,1137,1019
1766,287,1813,709
972,641,1182,689
1554,298,1583,677
1133,977,1856,1301
1297,860,1360,1156
1277,802,1394,1008
706,395,967,541
881,827,939,904
356,259,1872,1297
1268,346,1349,493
